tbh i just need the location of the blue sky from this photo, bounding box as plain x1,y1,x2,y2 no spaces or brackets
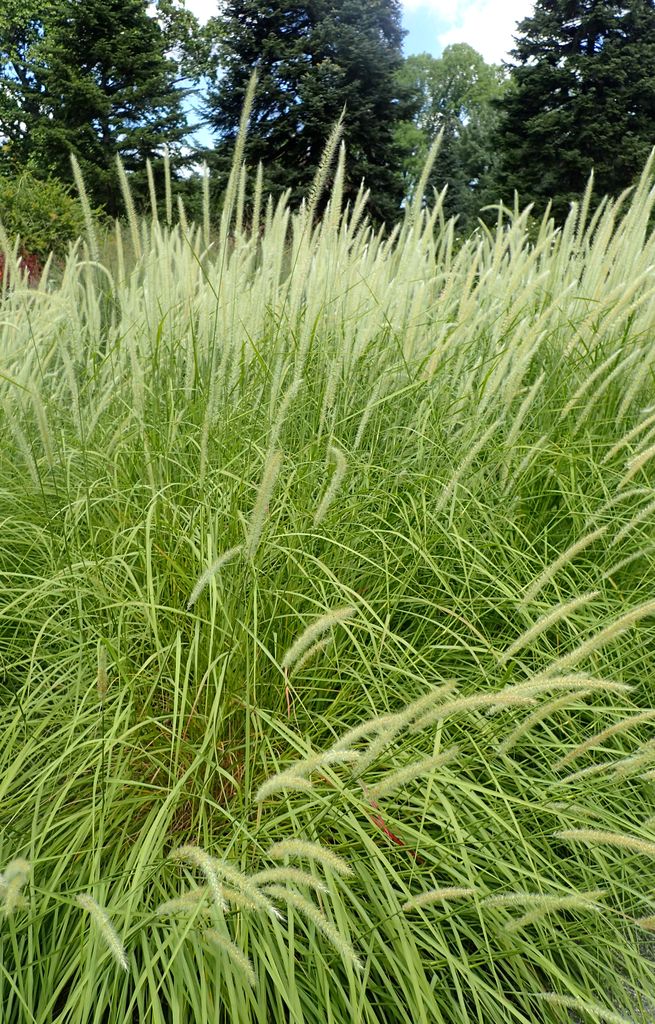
186,1,535,64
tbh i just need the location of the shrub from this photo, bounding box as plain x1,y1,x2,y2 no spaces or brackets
0,169,87,264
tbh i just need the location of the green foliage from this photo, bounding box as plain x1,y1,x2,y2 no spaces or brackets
0,0,190,215
397,45,510,229
497,0,655,219
204,0,414,222
0,168,86,260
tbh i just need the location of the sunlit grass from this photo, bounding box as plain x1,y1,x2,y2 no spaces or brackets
1,141,655,1021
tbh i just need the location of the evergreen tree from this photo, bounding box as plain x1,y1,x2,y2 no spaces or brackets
0,1,56,174
497,0,655,219
0,0,190,215
398,45,509,230
204,0,413,223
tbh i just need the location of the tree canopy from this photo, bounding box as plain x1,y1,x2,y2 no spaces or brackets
398,44,509,229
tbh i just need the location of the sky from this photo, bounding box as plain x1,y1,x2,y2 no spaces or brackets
184,1,535,65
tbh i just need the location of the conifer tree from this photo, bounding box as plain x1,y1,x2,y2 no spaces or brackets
204,0,413,223
497,0,655,218
0,0,190,214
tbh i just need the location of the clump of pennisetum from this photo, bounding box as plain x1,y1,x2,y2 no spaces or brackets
255,623,653,849
255,676,540,806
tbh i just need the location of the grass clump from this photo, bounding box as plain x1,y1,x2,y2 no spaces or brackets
2,144,655,1022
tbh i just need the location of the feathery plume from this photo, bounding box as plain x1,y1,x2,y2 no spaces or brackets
289,636,331,677
603,545,655,580
535,993,634,1024
163,146,172,225
116,157,141,260
410,690,535,733
403,887,476,911
635,915,655,931
330,713,407,752
555,708,655,769
211,860,281,919
244,451,283,560
267,840,353,878
620,440,655,487
256,750,359,802
156,888,211,916
187,546,242,608
281,607,355,673
509,674,629,698
501,593,599,662
539,599,655,676
76,893,128,971
305,116,345,226
0,858,30,916
146,159,158,222
368,747,459,800
505,892,605,931
560,350,622,418
70,154,100,262
266,886,361,969
556,829,655,858
201,163,210,248
558,745,655,785
168,846,228,911
204,929,256,986
602,409,655,463
268,376,303,454
313,446,348,527
251,867,328,893
352,717,407,775
255,775,315,802
522,526,607,603
610,496,655,547
396,682,459,728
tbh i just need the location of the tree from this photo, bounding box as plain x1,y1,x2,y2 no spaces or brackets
397,44,509,229
496,0,655,219
0,1,57,175
0,0,191,215
204,0,414,223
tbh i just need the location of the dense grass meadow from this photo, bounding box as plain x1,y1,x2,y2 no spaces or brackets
3,135,655,1022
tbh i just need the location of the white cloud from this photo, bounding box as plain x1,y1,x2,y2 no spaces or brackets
401,0,461,12
184,0,216,22
436,0,532,63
